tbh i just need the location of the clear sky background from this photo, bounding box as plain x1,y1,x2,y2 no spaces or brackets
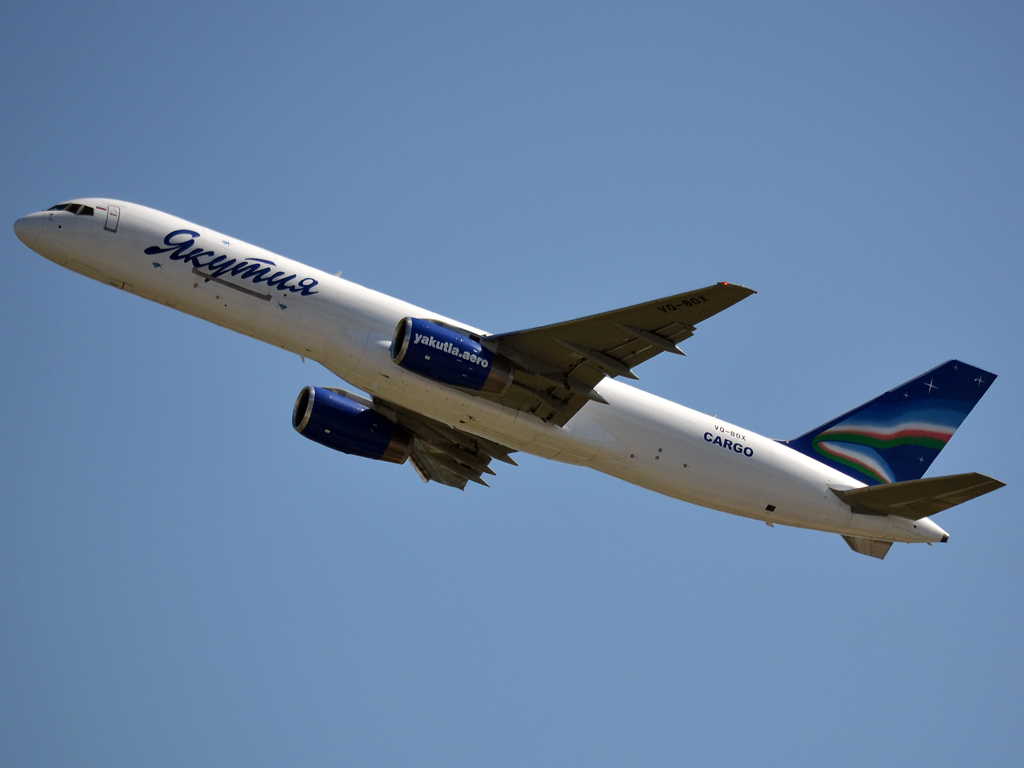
2,2,1022,766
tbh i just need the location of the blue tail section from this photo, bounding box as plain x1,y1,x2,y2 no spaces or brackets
782,360,996,486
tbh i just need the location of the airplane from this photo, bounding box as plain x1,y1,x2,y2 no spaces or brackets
13,199,1004,559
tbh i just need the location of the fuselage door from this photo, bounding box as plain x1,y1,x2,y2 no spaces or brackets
104,205,120,232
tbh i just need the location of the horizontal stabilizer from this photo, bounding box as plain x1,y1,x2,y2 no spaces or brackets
831,472,1005,520
842,536,894,559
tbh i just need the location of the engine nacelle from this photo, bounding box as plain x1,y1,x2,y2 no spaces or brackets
391,317,514,394
292,386,411,464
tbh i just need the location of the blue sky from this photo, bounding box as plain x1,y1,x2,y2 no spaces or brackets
2,2,1022,765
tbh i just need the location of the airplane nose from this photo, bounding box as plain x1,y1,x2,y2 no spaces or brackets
14,214,43,249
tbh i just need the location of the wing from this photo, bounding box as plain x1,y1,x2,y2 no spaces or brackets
479,282,756,425
324,387,518,490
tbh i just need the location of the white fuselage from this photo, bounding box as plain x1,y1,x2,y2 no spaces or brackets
13,200,948,544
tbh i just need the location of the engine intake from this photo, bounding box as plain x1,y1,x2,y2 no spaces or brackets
391,317,514,394
292,386,411,464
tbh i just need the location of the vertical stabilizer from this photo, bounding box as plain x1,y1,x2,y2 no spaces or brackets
783,360,995,486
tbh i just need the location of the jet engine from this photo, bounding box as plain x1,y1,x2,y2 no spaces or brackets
292,386,411,463
391,317,514,394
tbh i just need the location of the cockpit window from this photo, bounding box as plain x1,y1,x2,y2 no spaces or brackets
46,203,94,216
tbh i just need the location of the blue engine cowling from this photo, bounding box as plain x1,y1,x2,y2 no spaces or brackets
292,386,411,464
390,317,514,394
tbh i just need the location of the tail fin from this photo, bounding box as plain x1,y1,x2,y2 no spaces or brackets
783,360,996,486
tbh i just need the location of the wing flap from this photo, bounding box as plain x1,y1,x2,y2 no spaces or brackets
377,397,516,490
324,386,516,490
410,439,489,489
831,472,1005,519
